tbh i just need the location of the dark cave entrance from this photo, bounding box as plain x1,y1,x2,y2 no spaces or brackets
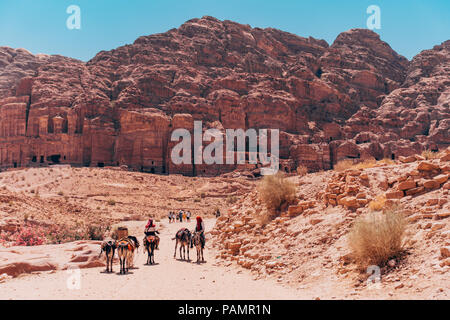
97,162,105,168
47,155,61,164
315,68,323,78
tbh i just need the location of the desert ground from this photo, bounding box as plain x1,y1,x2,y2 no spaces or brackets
0,219,305,300
0,150,449,299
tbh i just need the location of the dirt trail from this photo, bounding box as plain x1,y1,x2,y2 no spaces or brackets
0,219,306,300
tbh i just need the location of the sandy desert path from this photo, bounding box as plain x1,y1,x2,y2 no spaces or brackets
0,219,306,300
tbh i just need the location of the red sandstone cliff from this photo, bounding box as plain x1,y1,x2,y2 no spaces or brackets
0,16,448,175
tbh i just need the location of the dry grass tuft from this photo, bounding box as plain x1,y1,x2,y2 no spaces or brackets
377,158,395,165
335,158,395,172
334,159,354,171
257,172,296,223
368,194,387,211
348,208,406,268
353,159,377,170
421,149,439,160
296,165,308,176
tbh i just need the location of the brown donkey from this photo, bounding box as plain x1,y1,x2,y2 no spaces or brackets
172,228,191,261
143,235,157,265
126,236,140,269
116,238,130,274
99,240,116,273
192,232,204,263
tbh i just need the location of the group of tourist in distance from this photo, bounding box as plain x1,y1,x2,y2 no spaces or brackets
168,210,192,223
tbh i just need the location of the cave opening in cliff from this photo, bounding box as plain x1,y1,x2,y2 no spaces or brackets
47,155,61,164
31,156,37,163
391,153,395,160
97,162,105,168
315,68,323,78
151,168,155,174
40,156,44,163
13,162,17,168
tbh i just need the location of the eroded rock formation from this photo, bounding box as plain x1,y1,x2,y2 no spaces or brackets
0,16,448,175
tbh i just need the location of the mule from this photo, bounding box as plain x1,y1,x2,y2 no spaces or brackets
143,235,157,265
126,236,140,269
116,238,130,274
192,232,204,263
99,240,116,273
172,228,191,261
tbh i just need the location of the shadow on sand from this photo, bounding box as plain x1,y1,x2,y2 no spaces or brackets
143,262,160,266
99,270,116,274
175,258,192,263
115,271,135,276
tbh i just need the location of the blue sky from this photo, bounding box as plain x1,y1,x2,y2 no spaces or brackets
0,0,448,61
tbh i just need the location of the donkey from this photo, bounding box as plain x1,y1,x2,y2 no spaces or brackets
116,238,130,274
172,228,191,261
143,235,157,265
192,232,204,263
99,240,116,273
126,236,140,269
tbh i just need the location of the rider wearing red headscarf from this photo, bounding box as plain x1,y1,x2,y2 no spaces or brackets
194,216,205,249
144,219,160,249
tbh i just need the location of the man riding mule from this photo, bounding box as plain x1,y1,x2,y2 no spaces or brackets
144,219,160,250
143,234,157,265
192,216,205,250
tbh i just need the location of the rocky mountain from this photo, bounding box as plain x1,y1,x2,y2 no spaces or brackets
0,16,448,175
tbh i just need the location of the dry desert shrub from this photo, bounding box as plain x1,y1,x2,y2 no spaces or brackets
227,195,238,204
110,226,120,240
86,225,106,241
377,158,395,165
368,194,387,211
296,165,308,176
348,208,406,268
421,149,439,160
258,172,296,222
335,158,395,172
334,159,354,171
353,159,377,170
